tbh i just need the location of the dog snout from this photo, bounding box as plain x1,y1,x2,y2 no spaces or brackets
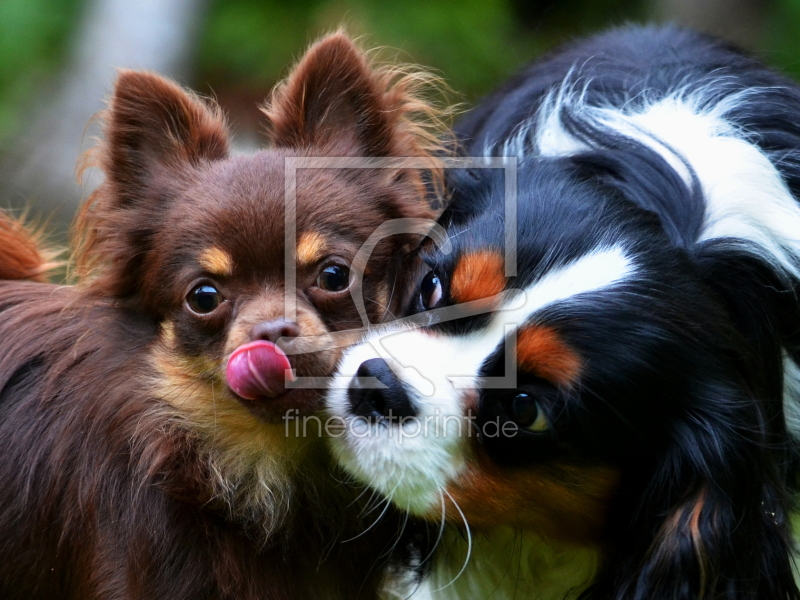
348,358,416,422
249,318,300,345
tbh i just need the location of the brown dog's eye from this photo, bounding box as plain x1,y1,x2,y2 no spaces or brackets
317,265,350,292
187,284,224,314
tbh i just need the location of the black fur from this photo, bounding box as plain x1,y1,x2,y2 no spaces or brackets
412,25,800,599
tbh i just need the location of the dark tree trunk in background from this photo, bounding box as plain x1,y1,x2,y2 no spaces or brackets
651,0,769,49
509,0,768,51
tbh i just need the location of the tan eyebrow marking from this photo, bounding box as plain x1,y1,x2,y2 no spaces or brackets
296,231,328,265
198,247,234,276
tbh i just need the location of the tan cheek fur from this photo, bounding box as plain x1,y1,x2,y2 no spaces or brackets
150,289,345,517
431,325,595,544
149,321,312,529
440,456,619,546
153,322,292,453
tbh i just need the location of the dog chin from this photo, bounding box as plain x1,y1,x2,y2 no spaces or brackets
327,400,467,517
236,388,326,424
330,435,445,517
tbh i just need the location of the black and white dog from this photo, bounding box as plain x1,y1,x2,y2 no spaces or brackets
328,25,800,599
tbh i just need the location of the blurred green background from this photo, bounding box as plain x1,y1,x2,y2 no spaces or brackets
1,0,799,232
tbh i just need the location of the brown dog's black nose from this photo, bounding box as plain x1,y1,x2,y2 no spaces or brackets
249,319,300,343
348,358,416,422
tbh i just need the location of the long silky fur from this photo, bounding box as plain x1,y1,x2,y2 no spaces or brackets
0,31,453,600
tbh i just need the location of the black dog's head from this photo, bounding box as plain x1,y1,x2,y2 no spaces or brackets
327,27,800,598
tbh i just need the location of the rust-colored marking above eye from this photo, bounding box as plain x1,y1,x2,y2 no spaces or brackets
296,231,327,265
517,325,582,386
450,250,505,304
198,247,234,276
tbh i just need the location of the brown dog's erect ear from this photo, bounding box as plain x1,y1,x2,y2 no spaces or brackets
263,32,445,159
104,70,229,208
74,71,229,300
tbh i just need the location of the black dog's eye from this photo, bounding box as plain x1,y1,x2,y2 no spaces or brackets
317,265,350,292
419,270,443,310
187,284,224,314
508,393,549,432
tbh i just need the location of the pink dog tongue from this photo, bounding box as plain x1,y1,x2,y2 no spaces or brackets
226,341,294,400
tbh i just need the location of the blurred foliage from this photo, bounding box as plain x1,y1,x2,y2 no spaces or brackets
5,0,800,144
194,0,800,117
194,0,645,106
766,0,800,79
0,0,84,141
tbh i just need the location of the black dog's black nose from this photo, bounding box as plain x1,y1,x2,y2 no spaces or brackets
348,358,417,422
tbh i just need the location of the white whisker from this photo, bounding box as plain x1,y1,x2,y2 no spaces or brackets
419,488,448,568
343,472,405,543
433,488,472,591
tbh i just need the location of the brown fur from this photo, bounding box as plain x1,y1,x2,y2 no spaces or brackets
0,32,450,600
440,455,619,546
0,213,59,281
449,249,505,305
263,32,448,191
198,247,234,276
296,232,328,265
648,488,713,598
517,325,583,386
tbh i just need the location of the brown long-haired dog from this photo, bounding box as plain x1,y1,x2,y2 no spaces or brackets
0,33,446,600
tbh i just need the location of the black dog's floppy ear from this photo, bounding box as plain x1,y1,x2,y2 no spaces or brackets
591,383,798,600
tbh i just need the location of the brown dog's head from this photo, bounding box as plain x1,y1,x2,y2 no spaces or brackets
75,32,447,448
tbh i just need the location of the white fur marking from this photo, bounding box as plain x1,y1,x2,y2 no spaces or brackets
526,86,800,278
327,246,635,516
